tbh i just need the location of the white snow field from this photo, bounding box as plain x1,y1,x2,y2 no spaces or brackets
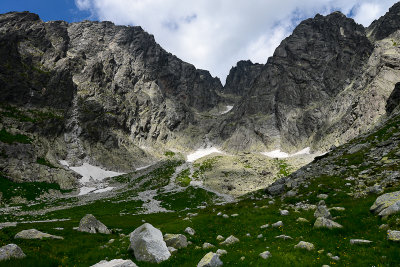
261,147,311,158
186,147,224,162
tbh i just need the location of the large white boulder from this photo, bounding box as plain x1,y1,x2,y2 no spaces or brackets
91,259,138,267
0,244,26,261
129,223,171,263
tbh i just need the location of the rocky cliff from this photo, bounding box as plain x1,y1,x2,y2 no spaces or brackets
217,8,400,153
0,12,222,186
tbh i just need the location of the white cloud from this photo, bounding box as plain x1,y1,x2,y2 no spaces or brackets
75,0,398,82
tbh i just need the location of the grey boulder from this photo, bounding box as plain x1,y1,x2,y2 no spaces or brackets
129,223,171,263
163,233,188,249
78,214,111,234
370,191,400,218
14,229,63,240
91,259,138,267
314,217,343,229
197,252,223,267
0,244,26,261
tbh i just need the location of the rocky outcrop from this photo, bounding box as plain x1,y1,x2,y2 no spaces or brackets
0,244,26,261
197,252,223,267
370,191,400,218
368,2,400,41
386,82,400,114
223,60,263,96
163,233,188,249
129,223,171,263
78,214,111,234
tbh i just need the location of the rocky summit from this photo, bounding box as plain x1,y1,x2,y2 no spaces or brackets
1,2,400,266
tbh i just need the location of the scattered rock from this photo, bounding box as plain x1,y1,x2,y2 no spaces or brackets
371,191,400,218
216,249,227,256
185,227,196,236
350,239,372,245
317,194,328,199
78,214,111,234
275,235,293,240
164,234,188,249
257,234,263,239
91,259,138,267
314,217,343,229
202,243,215,249
294,241,315,251
387,230,400,241
314,204,332,219
280,210,289,216
128,223,171,263
216,235,224,241
0,222,17,230
0,244,26,261
272,221,283,228
222,214,229,218
259,251,271,259
260,224,269,229
231,214,239,217
220,235,239,246
197,252,223,267
296,217,309,223
14,229,63,240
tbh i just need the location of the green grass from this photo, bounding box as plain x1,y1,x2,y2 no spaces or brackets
176,168,191,187
164,151,176,157
0,128,32,144
0,174,68,203
275,159,293,178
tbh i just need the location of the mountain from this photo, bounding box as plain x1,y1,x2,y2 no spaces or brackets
0,12,223,186
218,10,400,153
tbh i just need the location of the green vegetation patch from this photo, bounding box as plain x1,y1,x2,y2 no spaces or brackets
176,168,191,187
0,128,32,144
0,174,68,203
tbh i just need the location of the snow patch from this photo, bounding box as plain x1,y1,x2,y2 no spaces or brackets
78,187,97,196
220,105,233,114
59,160,69,167
136,164,152,171
69,163,125,184
261,147,311,158
92,187,114,194
186,147,223,162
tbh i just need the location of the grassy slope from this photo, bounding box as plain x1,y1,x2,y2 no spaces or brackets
0,115,400,266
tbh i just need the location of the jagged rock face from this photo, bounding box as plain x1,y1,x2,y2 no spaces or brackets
387,82,400,114
223,60,263,96
219,11,400,152
0,12,222,180
368,2,400,41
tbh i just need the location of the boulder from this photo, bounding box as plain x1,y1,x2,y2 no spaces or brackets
163,234,188,249
387,230,400,241
370,191,400,218
220,235,239,246
314,205,332,219
197,252,223,267
294,241,315,251
216,249,227,256
14,229,63,240
91,259,138,267
129,223,171,263
184,227,196,236
350,239,372,245
0,244,26,261
202,243,215,249
280,210,289,216
275,235,293,240
272,221,283,228
259,251,271,259
78,214,111,234
314,217,343,229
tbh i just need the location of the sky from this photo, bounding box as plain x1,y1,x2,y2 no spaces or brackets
0,0,398,82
